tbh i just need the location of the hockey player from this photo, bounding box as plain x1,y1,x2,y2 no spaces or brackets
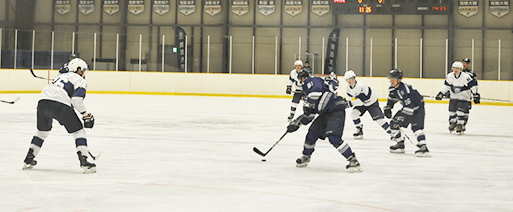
384,69,430,157
22,58,97,173
344,70,392,139
59,53,80,74
435,61,479,134
286,60,308,122
461,57,480,124
286,69,362,172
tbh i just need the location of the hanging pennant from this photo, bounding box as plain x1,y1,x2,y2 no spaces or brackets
232,1,249,16
489,0,510,18
284,0,302,17
153,0,170,15
312,1,329,16
103,0,120,15
179,0,196,15
55,0,71,15
128,0,145,15
79,0,95,15
204,1,221,16
258,0,276,16
458,0,479,17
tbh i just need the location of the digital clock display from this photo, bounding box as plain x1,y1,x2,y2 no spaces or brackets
331,0,451,15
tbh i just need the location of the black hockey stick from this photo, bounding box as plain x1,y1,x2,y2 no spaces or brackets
30,69,54,81
253,131,288,157
0,96,20,104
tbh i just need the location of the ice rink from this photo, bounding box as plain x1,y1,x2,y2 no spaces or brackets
1,93,512,212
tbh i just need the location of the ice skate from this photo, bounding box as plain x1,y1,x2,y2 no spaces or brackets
22,148,37,170
353,126,363,140
78,151,96,174
346,155,362,173
389,141,405,154
455,124,464,135
296,155,310,168
448,122,457,133
287,114,294,122
415,143,430,157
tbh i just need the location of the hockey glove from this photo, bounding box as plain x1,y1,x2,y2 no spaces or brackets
393,114,407,128
83,113,95,129
383,106,392,119
346,99,353,108
435,91,444,100
287,117,302,133
303,102,315,116
286,85,292,94
473,93,480,104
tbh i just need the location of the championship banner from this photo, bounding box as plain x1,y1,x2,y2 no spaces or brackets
284,0,302,16
204,1,221,16
232,1,249,16
79,0,95,15
323,28,340,75
153,0,170,15
55,0,71,15
179,1,195,15
128,0,145,15
490,0,510,18
103,0,120,15
258,0,275,16
458,1,478,17
175,27,187,71
312,1,329,16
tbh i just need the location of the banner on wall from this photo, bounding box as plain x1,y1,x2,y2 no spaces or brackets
489,0,510,18
55,0,71,15
232,1,249,16
312,1,329,16
179,1,196,15
79,0,95,15
204,1,221,16
458,0,479,17
284,0,302,16
175,27,187,71
258,0,275,16
153,0,170,15
103,0,120,15
128,0,145,15
323,28,340,75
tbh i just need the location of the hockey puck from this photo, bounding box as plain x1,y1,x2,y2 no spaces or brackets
261,159,266,162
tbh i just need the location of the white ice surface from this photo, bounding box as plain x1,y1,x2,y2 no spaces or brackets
1,93,513,212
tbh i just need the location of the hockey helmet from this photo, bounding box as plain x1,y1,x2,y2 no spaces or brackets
388,69,403,80
344,70,356,81
297,69,310,82
294,60,303,67
452,61,463,70
69,53,79,61
68,58,89,77
462,58,471,64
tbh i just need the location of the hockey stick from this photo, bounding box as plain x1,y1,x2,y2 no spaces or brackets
423,94,512,103
0,96,20,104
253,131,288,157
89,150,102,161
30,69,54,81
399,128,413,144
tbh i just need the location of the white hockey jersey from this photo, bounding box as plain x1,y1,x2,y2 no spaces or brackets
288,69,303,91
441,71,477,102
345,80,378,107
40,72,88,114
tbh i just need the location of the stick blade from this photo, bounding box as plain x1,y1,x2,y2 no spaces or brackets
253,147,266,157
12,96,20,104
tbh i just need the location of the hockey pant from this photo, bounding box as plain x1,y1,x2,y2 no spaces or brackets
30,100,90,157
390,105,426,145
301,110,354,159
351,101,391,132
448,99,471,126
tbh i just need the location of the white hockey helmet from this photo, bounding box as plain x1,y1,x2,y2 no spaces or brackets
68,58,89,77
294,60,303,67
344,70,356,81
452,61,463,70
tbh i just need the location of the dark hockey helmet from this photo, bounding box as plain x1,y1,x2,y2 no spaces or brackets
388,69,403,80
462,58,471,64
298,69,310,82
69,53,79,61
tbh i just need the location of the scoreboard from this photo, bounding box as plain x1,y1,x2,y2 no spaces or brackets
332,0,451,15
